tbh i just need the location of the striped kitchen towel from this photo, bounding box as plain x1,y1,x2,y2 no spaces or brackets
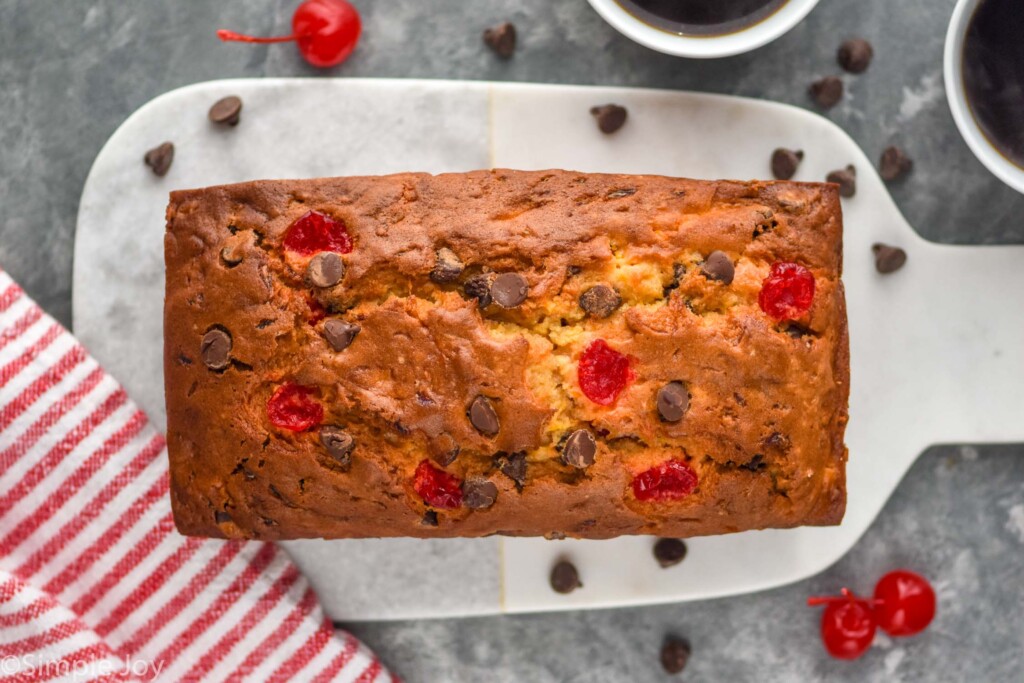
0,268,393,682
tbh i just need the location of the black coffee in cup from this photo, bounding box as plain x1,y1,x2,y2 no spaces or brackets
963,0,1024,168
615,0,789,36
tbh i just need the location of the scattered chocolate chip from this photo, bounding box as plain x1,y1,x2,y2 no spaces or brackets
430,247,464,284
579,284,622,318
879,145,913,181
653,538,688,568
872,243,907,273
561,429,597,469
464,273,496,307
200,328,232,370
319,426,355,468
550,560,581,594
606,188,637,199
422,510,439,527
214,510,232,524
463,479,498,509
307,252,345,288
660,637,691,675
657,381,689,423
323,319,360,351
497,452,527,489
785,324,811,339
808,76,843,108
209,95,243,125
771,148,804,180
144,142,174,177
826,165,857,198
590,104,628,134
491,273,529,308
700,251,735,285
837,38,874,74
483,21,516,58
468,395,499,436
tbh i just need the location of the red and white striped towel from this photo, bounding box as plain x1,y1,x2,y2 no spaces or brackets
0,268,393,682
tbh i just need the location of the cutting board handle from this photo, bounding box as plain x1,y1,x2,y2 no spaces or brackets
912,241,1024,445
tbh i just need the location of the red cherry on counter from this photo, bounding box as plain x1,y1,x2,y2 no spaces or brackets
873,570,936,637
807,588,876,660
217,0,361,68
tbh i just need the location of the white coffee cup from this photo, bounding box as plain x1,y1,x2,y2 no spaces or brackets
945,0,1024,194
585,0,821,59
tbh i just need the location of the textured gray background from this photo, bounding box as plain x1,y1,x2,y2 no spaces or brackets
1,0,1022,681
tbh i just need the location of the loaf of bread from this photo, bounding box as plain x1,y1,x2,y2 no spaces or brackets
164,170,849,540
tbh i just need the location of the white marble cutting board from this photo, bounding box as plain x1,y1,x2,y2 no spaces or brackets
73,78,1024,621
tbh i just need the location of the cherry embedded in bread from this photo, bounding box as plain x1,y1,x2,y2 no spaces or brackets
578,339,633,405
283,210,353,255
632,460,698,502
413,460,463,510
873,570,936,637
267,383,323,432
217,0,361,68
758,261,815,320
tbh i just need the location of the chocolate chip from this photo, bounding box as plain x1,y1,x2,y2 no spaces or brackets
464,273,496,307
468,395,499,436
307,252,345,288
771,148,803,180
320,426,355,468
879,145,913,181
700,251,734,284
463,479,498,509
483,21,516,58
214,510,232,524
561,429,597,469
808,76,843,108
657,381,689,423
653,538,688,568
200,328,232,370
872,243,908,274
550,560,581,594
579,284,622,318
837,38,874,74
209,95,243,125
660,637,691,675
430,247,464,284
323,319,360,351
491,273,529,308
764,431,792,451
590,104,628,134
144,142,174,177
739,454,766,472
826,165,857,198
662,263,687,297
497,452,527,489
422,510,439,526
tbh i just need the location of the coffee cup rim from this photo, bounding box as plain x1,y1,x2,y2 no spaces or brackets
585,0,821,59
945,0,1024,194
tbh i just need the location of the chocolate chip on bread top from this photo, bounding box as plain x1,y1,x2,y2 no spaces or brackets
164,170,849,540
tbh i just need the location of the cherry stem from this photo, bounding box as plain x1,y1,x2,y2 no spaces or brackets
807,587,885,608
217,29,305,44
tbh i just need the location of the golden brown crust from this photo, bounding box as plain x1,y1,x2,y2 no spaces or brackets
164,169,849,540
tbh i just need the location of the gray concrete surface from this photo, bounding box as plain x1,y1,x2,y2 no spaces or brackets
1,1,1021,681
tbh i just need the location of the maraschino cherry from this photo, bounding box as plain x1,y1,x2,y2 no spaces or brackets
807,588,877,660
808,570,936,660
873,570,936,637
218,0,362,68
